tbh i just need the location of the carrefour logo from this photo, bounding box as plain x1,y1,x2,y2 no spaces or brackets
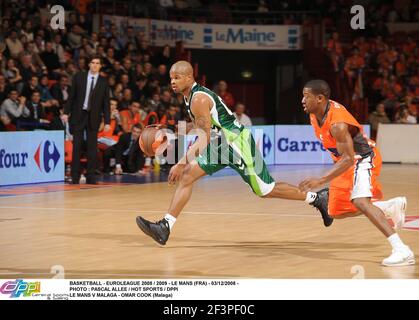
34,140,60,173
256,134,272,157
0,149,29,169
277,138,326,152
0,279,41,298
0,140,60,172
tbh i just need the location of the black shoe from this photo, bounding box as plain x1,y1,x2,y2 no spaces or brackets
311,188,334,227
71,177,80,184
136,216,170,245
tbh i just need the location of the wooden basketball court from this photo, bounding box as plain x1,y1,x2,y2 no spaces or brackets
1,164,418,279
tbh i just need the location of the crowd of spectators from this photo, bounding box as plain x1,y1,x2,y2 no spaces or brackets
0,1,192,174
324,1,419,138
1,0,417,174
0,1,254,175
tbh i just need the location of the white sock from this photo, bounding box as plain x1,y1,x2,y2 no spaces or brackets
387,233,407,251
373,200,393,217
164,213,177,230
305,192,317,204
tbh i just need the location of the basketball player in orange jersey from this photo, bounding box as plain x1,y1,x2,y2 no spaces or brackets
135,61,334,246
299,80,415,266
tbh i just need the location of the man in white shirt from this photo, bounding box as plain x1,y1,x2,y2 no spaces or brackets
0,89,30,124
233,102,252,126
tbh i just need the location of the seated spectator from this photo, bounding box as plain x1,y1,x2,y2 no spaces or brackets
234,102,252,126
21,75,40,99
40,42,62,75
156,105,167,124
5,29,23,59
395,106,417,124
103,124,145,174
327,32,344,72
0,89,30,126
216,80,235,108
148,92,162,111
0,74,11,103
21,20,34,42
344,49,365,88
154,64,170,87
112,61,125,80
368,103,391,138
25,42,46,73
132,76,150,101
38,75,59,113
51,75,71,106
120,101,142,133
153,45,172,70
52,34,66,65
120,74,131,90
17,90,50,130
119,88,133,110
98,98,122,145
165,104,181,132
160,89,176,109
3,58,23,91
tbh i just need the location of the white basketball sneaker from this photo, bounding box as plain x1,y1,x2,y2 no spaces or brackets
382,246,415,267
386,197,407,231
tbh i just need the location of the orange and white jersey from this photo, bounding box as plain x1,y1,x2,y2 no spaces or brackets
310,99,374,162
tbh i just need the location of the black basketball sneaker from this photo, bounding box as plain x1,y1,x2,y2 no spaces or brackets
311,188,334,227
136,216,170,245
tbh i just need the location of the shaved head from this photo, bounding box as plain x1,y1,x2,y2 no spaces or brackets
170,60,194,76
169,60,195,94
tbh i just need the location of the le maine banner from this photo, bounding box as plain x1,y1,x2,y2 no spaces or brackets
0,131,64,186
101,15,302,50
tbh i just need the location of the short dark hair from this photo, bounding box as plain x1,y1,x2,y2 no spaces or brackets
89,55,103,65
304,80,331,99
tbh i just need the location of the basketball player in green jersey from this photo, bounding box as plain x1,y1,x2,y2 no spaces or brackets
136,61,332,245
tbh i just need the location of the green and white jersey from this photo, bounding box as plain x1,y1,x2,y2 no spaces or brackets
185,83,275,196
185,82,244,142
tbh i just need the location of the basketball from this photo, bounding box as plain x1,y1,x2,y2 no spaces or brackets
139,125,167,157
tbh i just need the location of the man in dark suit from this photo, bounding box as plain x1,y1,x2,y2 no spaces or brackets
63,56,110,184
103,124,145,174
